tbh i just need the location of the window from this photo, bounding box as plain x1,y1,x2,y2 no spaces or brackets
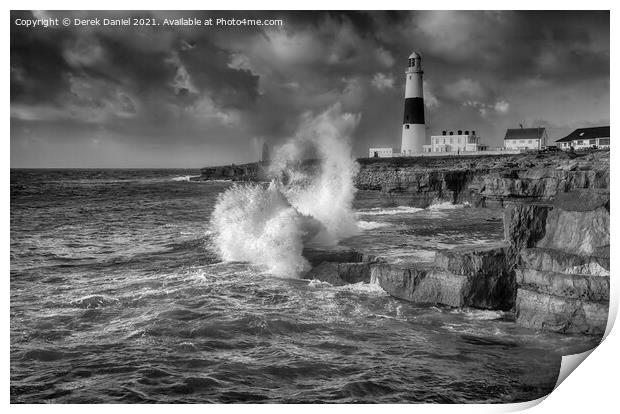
450,138,453,144
519,140,525,144
589,139,596,145
405,125,410,129
577,140,583,145
599,138,610,146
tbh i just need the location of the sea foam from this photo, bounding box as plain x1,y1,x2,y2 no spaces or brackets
171,175,200,182
356,206,423,216
356,220,391,230
428,200,471,210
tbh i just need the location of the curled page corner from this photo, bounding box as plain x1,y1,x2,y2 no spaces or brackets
554,348,596,390
506,345,604,412
500,344,603,412
604,276,618,340
552,287,618,392
499,395,548,412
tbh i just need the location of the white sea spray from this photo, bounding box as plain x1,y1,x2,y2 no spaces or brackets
210,104,361,276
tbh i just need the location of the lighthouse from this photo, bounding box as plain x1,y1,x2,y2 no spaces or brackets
401,51,426,155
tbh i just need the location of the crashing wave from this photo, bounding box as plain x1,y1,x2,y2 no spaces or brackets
210,104,361,277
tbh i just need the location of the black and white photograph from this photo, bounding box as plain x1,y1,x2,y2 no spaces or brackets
9,7,613,405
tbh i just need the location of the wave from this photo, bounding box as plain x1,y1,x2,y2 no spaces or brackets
210,183,324,276
336,281,387,295
307,279,333,288
356,220,392,230
428,200,471,210
356,206,423,216
357,202,470,216
306,280,387,296
449,308,507,320
170,175,201,182
71,294,119,309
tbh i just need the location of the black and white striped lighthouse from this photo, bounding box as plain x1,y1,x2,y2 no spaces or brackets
401,51,426,155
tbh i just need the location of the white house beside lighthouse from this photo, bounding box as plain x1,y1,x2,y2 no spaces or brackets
401,51,426,155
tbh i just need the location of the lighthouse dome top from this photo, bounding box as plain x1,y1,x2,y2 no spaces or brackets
408,51,422,59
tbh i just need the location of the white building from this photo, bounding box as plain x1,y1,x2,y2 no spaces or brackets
504,127,548,150
423,130,487,153
556,126,610,150
369,147,396,158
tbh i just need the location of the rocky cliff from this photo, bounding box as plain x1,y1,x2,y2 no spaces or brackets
506,188,610,334
355,151,609,208
193,159,321,183
195,161,270,181
197,151,609,209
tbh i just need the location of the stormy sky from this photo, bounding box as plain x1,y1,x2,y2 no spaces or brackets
11,10,609,167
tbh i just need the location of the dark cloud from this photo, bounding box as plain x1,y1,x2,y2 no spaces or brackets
10,10,609,167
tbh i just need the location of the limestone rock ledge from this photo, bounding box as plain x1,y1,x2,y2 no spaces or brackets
514,249,609,335
370,243,516,310
369,264,464,306
301,248,380,286
303,262,374,286
302,244,517,310
515,289,608,335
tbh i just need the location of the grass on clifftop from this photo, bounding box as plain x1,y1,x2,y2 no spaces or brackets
356,149,609,170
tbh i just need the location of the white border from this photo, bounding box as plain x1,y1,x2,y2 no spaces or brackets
4,1,617,412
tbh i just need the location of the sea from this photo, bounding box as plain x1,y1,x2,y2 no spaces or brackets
10,168,601,403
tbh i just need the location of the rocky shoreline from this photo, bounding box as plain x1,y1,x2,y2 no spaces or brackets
198,151,610,335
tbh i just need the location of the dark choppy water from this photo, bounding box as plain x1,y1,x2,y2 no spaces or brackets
10,169,600,403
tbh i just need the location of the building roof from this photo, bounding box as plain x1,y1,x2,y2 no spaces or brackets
556,126,610,143
408,51,421,59
504,127,546,140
